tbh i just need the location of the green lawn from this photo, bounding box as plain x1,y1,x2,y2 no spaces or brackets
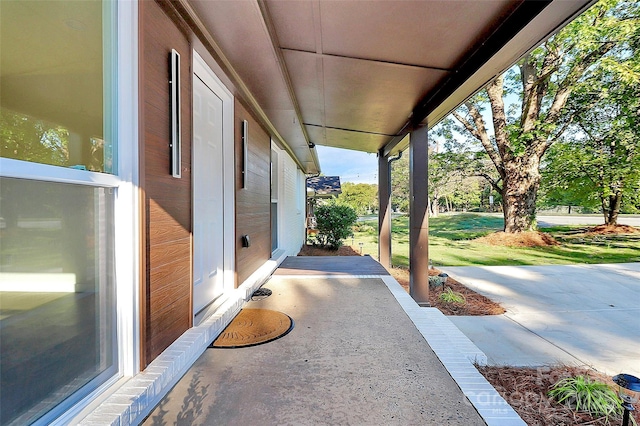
349,213,640,267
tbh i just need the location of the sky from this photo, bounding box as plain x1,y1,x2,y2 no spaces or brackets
315,145,378,185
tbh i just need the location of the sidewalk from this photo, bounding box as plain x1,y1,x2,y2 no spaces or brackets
143,256,523,425
441,263,640,377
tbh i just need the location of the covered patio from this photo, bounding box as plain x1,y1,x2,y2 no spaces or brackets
144,256,523,425
75,2,599,424
175,0,595,302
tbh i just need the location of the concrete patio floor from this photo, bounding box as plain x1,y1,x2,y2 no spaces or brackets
142,256,524,425
441,263,640,377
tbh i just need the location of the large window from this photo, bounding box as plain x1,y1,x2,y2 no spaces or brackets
0,1,118,424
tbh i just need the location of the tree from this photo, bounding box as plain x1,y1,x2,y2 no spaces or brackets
428,151,472,216
450,178,482,212
540,30,640,224
391,155,410,213
336,182,378,216
449,0,638,232
1,108,69,166
390,148,474,216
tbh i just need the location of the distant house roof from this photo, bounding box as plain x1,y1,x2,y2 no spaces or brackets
307,176,342,197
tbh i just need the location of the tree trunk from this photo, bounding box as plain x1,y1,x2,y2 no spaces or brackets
431,196,439,217
605,192,621,225
601,196,608,224
501,156,541,233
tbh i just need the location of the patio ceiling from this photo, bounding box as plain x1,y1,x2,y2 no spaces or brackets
184,0,594,174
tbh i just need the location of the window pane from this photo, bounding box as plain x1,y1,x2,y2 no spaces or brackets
0,177,116,425
0,0,113,173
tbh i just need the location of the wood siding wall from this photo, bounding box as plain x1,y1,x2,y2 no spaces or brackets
235,100,272,285
140,0,192,367
138,0,277,367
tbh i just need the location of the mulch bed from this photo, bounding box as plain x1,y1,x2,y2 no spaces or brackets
389,267,505,315
587,224,640,235
298,244,363,256
475,231,560,247
477,365,640,426
474,224,640,248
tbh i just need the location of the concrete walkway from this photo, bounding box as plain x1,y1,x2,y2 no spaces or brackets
143,257,525,425
441,264,640,377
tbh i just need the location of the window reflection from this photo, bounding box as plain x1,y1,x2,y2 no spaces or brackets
0,0,112,173
0,177,117,425
1,109,71,168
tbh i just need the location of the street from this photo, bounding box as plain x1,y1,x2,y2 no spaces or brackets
537,214,640,227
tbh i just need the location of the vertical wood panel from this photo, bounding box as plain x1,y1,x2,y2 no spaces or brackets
235,100,271,285
140,0,192,368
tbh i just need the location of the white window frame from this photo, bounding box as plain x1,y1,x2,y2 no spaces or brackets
0,1,140,423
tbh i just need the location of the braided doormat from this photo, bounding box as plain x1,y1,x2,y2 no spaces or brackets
210,308,294,348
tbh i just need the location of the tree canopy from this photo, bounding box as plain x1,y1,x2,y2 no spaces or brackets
438,0,639,231
540,15,640,223
391,155,409,213
390,149,488,215
336,182,378,216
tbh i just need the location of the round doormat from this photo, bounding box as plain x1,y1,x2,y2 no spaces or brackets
211,308,294,348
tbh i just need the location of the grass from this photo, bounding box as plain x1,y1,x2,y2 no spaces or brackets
437,288,466,305
548,375,622,420
348,213,640,268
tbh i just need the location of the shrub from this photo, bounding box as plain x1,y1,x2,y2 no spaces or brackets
314,203,358,250
438,288,466,304
352,224,375,234
548,375,622,420
428,276,443,288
